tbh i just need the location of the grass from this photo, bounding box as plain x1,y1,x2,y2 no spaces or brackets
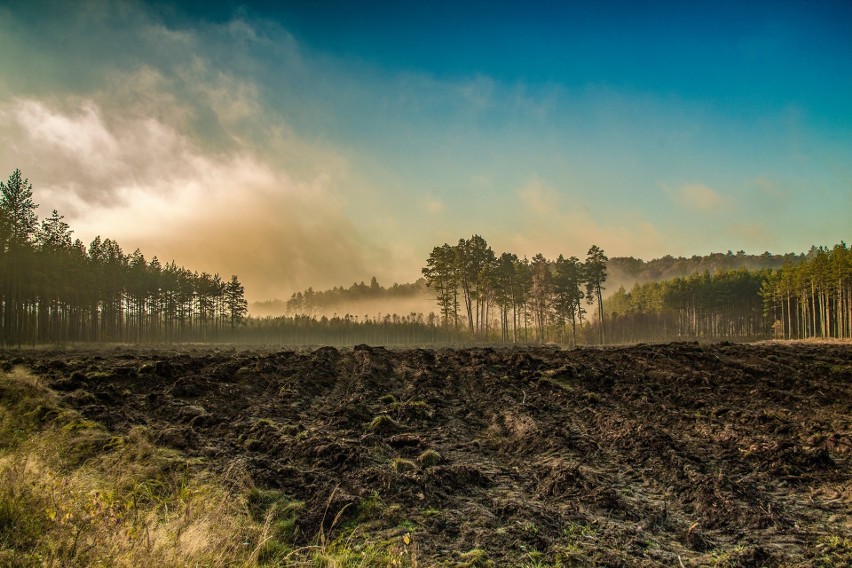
0,367,264,567
814,535,852,567
368,414,401,433
416,449,442,467
457,548,492,567
0,366,424,567
391,458,418,474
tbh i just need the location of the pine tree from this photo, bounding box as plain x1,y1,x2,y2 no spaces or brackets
225,275,248,330
584,245,608,344
1,169,39,346
553,255,585,346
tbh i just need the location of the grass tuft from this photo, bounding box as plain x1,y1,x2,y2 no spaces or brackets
416,448,443,467
368,414,401,433
391,458,418,474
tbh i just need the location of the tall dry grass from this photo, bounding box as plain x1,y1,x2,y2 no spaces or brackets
0,367,420,567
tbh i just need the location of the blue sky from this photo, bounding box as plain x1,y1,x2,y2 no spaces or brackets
0,0,850,300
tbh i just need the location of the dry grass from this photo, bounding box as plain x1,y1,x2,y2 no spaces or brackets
0,367,264,567
0,367,422,567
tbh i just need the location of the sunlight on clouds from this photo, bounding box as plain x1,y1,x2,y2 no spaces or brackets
14,100,120,175
512,179,665,260
425,197,444,213
728,222,776,249
5,97,211,204
2,0,846,303
0,5,369,302
0,93,372,302
518,179,559,216
667,183,731,212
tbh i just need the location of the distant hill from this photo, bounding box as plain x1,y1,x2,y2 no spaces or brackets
605,250,806,294
252,250,810,317
250,277,431,317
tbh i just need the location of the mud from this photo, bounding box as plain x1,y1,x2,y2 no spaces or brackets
5,341,851,566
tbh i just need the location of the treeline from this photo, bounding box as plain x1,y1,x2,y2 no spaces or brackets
0,169,248,346
608,249,803,285
5,167,846,347
602,243,850,343
422,235,608,345
236,312,467,346
280,277,426,314
762,243,851,340
262,250,806,317
604,269,770,343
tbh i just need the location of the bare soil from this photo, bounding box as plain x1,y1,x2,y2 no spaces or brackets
4,342,851,566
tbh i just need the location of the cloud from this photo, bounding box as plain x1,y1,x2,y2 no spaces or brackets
518,179,559,216
0,4,395,302
511,178,665,260
0,95,375,301
668,183,730,211
458,75,495,111
425,197,444,213
3,0,845,302
728,222,776,249
740,176,789,216
14,100,120,171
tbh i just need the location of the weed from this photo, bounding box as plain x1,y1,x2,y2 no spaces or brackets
279,424,302,436
369,415,401,433
457,547,493,567
0,368,262,566
246,487,303,563
355,491,387,523
814,535,852,567
562,521,596,539
416,449,442,467
391,399,433,420
379,394,398,405
391,458,418,474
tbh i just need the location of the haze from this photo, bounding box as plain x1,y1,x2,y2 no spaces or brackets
1,0,850,304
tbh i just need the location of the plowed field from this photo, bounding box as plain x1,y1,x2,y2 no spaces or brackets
5,341,851,566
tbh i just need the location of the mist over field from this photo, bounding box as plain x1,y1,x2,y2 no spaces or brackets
250,295,435,320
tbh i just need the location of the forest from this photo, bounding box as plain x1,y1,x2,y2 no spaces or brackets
2,168,849,346
259,250,799,318
0,170,248,346
606,243,851,343
422,236,607,346
280,278,425,315
225,240,852,346
606,249,803,286
419,235,850,345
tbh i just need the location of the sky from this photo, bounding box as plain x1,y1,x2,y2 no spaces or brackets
1,0,850,302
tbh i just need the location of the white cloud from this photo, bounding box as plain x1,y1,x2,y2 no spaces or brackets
458,75,495,111
667,183,731,212
14,100,120,174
